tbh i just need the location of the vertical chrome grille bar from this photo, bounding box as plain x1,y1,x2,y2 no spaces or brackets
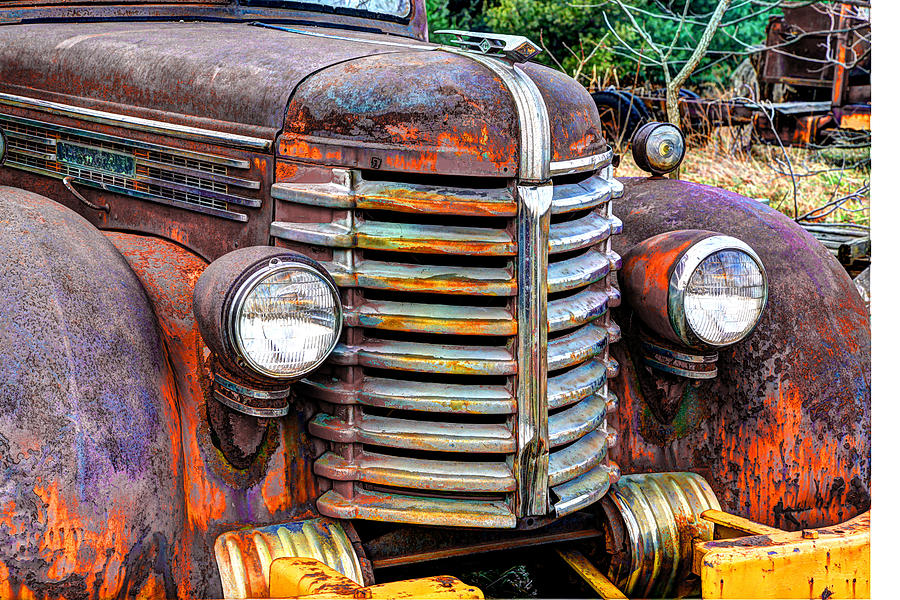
515,183,552,515
443,48,553,516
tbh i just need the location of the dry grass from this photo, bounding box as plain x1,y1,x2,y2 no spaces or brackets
614,128,871,226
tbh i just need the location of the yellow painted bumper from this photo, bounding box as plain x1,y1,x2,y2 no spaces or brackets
693,511,870,599
269,557,483,599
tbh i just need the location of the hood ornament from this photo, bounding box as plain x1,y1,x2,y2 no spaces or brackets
435,30,543,64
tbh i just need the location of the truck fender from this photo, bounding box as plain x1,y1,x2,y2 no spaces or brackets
105,232,322,598
0,186,183,598
609,177,870,529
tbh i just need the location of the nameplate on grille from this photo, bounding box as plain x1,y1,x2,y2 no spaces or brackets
57,141,135,177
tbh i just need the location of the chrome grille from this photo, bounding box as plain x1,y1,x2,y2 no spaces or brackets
0,114,260,222
274,164,622,528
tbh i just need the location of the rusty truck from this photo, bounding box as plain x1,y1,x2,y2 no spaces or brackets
0,0,871,598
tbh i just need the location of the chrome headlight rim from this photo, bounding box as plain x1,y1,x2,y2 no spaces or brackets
225,256,342,380
668,235,768,348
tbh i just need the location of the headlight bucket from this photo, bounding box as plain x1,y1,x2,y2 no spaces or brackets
193,246,342,383
621,230,768,349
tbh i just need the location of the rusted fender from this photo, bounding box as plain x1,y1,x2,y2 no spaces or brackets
609,177,870,530
0,186,183,598
106,233,323,598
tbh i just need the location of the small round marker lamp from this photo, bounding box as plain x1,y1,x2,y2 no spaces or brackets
631,122,686,176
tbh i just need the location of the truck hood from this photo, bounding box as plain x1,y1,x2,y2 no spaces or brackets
279,50,606,177
0,21,606,176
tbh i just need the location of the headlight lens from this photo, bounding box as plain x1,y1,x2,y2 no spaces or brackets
684,250,766,345
231,261,341,378
632,122,686,175
670,236,767,347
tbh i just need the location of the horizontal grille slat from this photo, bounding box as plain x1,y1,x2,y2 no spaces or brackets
551,176,612,214
548,428,608,486
315,451,516,493
346,300,516,336
549,210,612,254
272,220,515,255
549,393,607,447
301,376,515,414
548,249,610,293
548,287,608,332
548,359,607,410
331,340,516,375
547,323,608,371
273,212,611,256
551,462,612,517
317,489,516,528
324,260,515,295
274,176,517,217
309,413,515,453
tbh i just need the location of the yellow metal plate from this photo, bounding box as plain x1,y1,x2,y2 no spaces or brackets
695,512,869,599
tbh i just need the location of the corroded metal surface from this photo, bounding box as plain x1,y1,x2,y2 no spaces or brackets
610,178,870,530
0,22,406,135
214,518,364,598
280,49,607,177
105,232,325,597
0,187,181,598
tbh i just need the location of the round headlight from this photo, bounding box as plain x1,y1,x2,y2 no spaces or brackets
230,259,341,378
670,236,767,347
194,247,342,382
632,122,686,175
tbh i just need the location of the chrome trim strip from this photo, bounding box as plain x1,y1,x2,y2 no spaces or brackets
0,113,253,168
549,147,615,177
0,93,272,152
5,129,57,147
514,183,552,516
214,372,290,400
213,388,290,418
5,146,56,161
444,48,553,517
